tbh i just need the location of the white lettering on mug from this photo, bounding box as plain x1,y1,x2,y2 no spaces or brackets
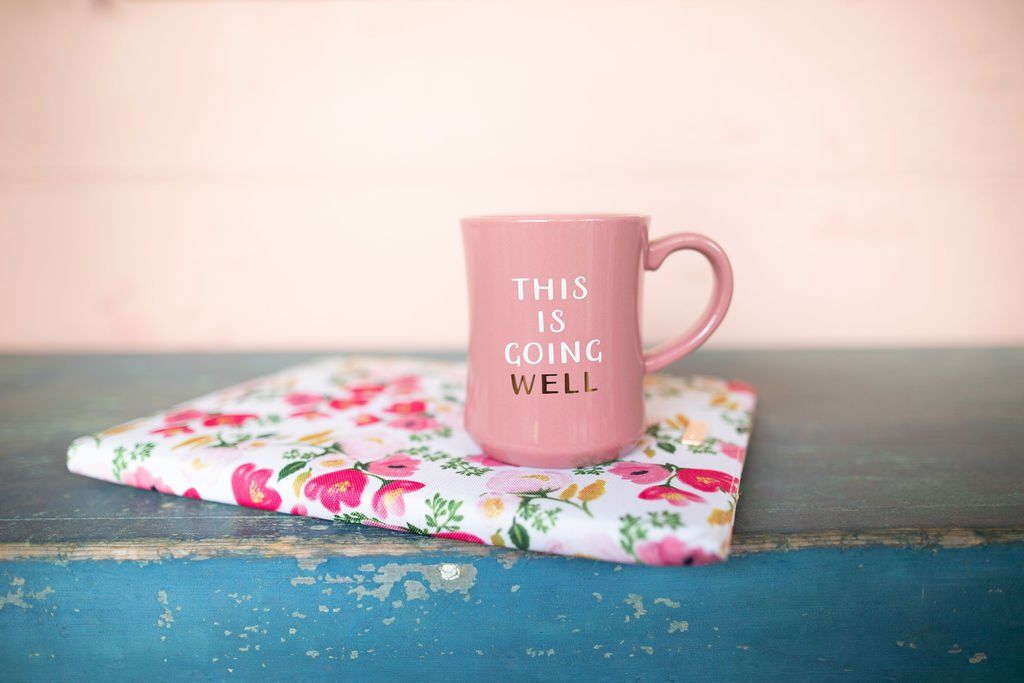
505,275,601,396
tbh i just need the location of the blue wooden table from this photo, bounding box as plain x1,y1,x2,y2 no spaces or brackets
1,350,1021,680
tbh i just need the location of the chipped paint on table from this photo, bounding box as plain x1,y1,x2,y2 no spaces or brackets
2,546,1023,679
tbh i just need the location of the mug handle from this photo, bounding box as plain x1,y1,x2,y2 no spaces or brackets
643,233,734,374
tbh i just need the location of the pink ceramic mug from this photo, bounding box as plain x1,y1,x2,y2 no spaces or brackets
461,214,733,468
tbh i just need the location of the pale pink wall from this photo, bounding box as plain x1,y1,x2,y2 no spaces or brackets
1,0,1023,351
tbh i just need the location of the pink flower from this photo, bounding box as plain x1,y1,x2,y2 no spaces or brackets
304,469,367,512
610,461,671,484
329,396,369,410
467,454,515,468
435,531,484,544
368,455,420,478
290,504,308,516
635,536,721,566
390,375,421,395
203,413,258,428
371,480,425,518
339,432,404,460
486,470,572,494
676,468,738,494
363,519,406,532
183,487,201,500
720,443,746,463
638,485,706,506
121,466,174,494
384,400,427,415
231,463,282,511
151,424,194,438
387,415,440,432
284,392,323,407
353,414,381,427
164,408,206,423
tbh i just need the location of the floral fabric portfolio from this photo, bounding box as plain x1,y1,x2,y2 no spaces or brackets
67,356,757,566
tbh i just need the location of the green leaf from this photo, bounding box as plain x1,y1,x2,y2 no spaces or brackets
657,441,676,453
333,512,368,525
277,461,307,481
509,519,530,551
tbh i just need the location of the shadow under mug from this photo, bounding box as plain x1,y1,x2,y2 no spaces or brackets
462,214,733,468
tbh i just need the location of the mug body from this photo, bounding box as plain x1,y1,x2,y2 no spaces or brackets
462,214,648,467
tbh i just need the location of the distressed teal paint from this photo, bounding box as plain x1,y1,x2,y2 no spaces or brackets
2,545,1022,681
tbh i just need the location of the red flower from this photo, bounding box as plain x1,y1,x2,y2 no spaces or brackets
203,413,258,428
354,414,381,427
638,485,706,506
635,536,721,566
329,396,369,410
384,400,427,415
290,504,308,516
720,443,746,464
367,455,420,478
304,469,367,512
727,380,756,395
350,383,386,397
231,463,282,511
609,462,671,484
164,408,207,423
371,480,425,519
183,487,201,500
676,468,738,494
435,531,485,544
151,424,194,438
285,392,324,407
387,415,440,432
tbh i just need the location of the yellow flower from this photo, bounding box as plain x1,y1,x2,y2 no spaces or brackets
480,496,506,519
191,458,208,471
707,508,734,526
643,447,656,459
173,435,214,450
100,421,140,436
293,470,312,498
559,484,578,500
320,458,346,468
578,479,606,502
490,531,505,547
299,430,333,446
710,394,738,410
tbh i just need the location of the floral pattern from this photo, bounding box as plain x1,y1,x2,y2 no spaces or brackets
67,356,756,566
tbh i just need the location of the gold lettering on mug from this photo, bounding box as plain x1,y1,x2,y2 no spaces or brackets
511,374,536,395
510,372,598,396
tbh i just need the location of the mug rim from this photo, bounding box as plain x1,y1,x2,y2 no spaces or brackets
462,213,649,224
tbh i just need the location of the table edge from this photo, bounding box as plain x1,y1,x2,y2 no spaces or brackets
1,527,1021,563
